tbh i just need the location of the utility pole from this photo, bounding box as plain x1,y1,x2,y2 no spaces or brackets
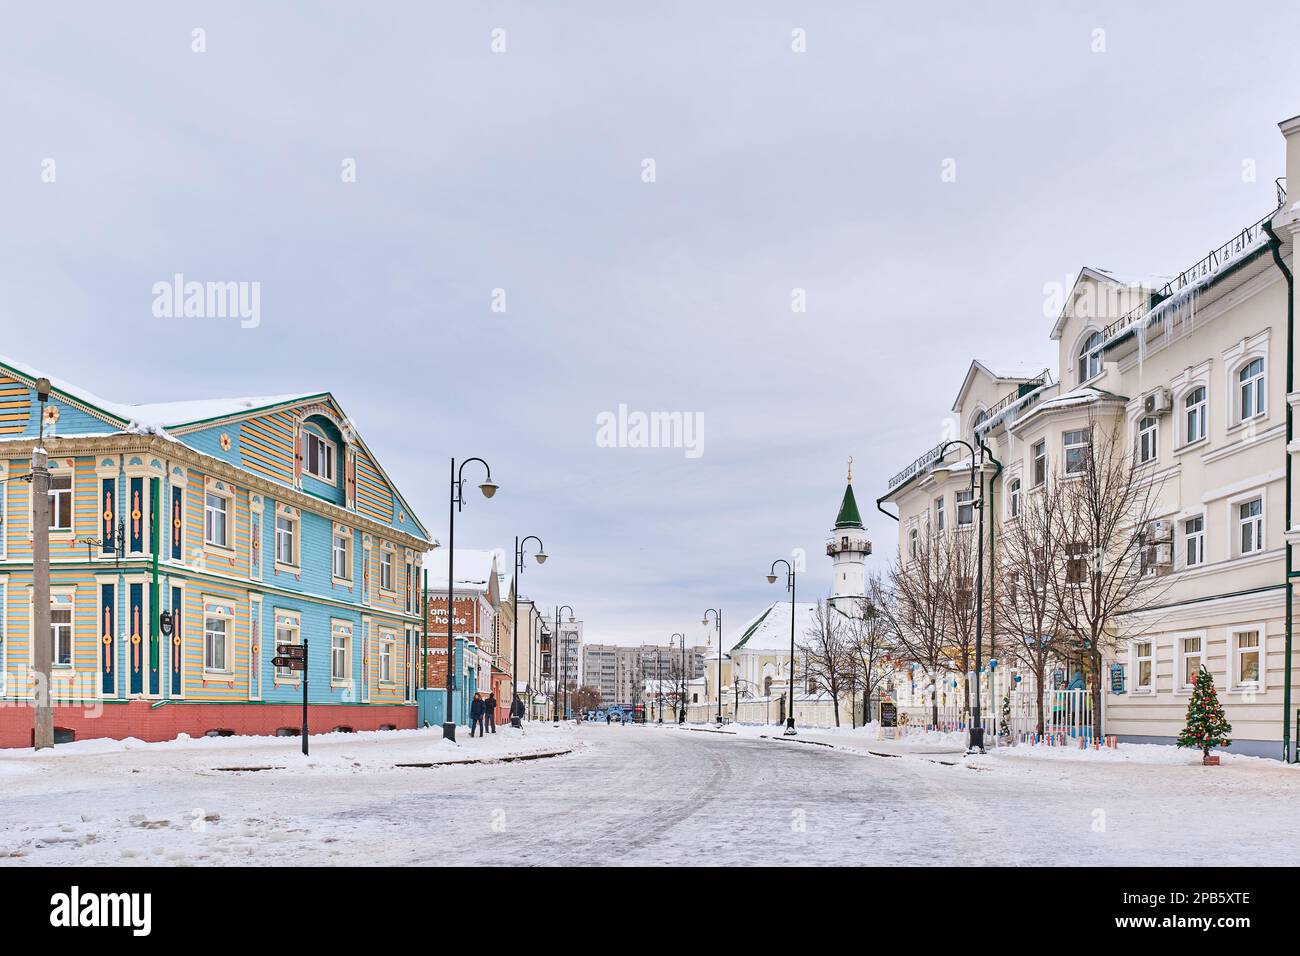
31,378,53,750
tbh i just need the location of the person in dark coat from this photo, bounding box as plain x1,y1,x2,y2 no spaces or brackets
469,693,485,737
485,693,498,733
510,693,526,728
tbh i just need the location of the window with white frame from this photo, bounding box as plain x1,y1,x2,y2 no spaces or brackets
50,594,73,666
275,513,297,566
204,491,229,548
274,611,301,680
1008,478,1021,518
1077,330,1103,384
204,611,230,673
331,622,351,682
379,634,395,683
1063,429,1090,475
1183,515,1204,568
380,550,394,591
1234,630,1261,688
48,473,73,531
333,531,351,580
1184,386,1207,445
1238,357,1265,421
1178,636,1203,690
305,430,336,482
1031,440,1047,487
1136,416,1158,464
955,488,974,526
1239,497,1264,554
934,496,945,531
1133,640,1153,692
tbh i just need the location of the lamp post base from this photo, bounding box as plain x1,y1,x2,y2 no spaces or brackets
783,718,797,737
967,726,986,754
442,721,457,742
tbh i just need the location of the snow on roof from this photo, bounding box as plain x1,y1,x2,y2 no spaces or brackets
422,549,499,592
729,600,819,653
1008,386,1128,432
0,352,320,432
123,395,315,429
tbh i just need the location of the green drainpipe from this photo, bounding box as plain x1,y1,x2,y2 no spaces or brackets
1265,217,1295,762
876,497,899,524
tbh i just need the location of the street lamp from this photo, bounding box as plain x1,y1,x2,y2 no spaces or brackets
444,457,497,742
766,558,797,736
703,608,723,725
939,438,987,755
670,632,686,723
553,605,575,725
655,646,663,723
511,535,547,727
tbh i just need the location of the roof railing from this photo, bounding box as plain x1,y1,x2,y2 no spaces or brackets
1098,200,1284,343
979,368,1053,424
887,440,947,491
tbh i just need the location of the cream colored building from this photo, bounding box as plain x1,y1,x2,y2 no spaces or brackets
879,111,1300,758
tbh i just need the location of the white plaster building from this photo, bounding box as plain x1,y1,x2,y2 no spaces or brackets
878,111,1300,758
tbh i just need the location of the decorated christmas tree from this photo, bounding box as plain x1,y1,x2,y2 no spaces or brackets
1176,666,1231,762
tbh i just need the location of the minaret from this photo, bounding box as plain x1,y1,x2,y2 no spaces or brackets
827,457,872,615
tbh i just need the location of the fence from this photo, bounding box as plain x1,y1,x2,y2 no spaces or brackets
1005,688,1099,742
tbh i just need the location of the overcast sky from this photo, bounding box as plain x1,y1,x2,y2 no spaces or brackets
3,2,1298,646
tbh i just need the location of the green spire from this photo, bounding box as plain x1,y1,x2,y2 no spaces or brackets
834,483,863,529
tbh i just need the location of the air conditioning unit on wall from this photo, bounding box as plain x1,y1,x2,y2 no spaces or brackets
1143,388,1173,416
1147,519,1174,542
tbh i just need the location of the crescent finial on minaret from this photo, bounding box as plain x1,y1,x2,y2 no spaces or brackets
847,455,853,483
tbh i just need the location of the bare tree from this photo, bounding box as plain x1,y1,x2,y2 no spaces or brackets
940,525,981,713
839,572,894,726
799,600,852,726
997,471,1070,735
885,523,951,726
1053,415,1171,737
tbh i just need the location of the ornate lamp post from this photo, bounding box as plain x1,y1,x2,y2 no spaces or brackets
443,457,498,741
511,535,547,726
938,438,987,755
703,608,723,725
670,632,686,723
553,605,575,725
766,558,797,736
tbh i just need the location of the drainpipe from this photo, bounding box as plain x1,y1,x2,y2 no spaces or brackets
876,497,899,523
1265,217,1295,762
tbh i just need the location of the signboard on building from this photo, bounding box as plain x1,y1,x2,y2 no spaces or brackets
1109,663,1125,695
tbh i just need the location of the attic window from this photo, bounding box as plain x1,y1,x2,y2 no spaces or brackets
305,431,336,482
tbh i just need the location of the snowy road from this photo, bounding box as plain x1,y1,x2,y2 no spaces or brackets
3,723,1299,866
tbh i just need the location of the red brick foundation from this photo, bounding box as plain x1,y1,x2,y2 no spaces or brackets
0,701,417,749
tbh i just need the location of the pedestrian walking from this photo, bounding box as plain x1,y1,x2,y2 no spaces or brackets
469,693,486,738
510,693,525,728
485,693,497,733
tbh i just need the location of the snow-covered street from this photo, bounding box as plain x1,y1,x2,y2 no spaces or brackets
3,722,1299,866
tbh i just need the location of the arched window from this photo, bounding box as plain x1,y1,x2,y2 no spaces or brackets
971,409,987,437
1077,331,1103,383
1239,358,1265,420
1184,386,1207,444
908,527,919,559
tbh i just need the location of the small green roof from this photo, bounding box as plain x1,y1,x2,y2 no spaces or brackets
834,483,863,529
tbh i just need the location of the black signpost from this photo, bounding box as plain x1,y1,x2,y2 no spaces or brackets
880,701,898,728
273,641,309,755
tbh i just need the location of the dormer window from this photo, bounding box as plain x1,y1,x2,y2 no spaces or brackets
305,431,336,482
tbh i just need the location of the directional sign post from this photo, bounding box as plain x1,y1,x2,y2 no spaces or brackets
275,641,309,755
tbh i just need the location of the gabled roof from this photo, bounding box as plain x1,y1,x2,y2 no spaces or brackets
729,600,819,653
423,549,499,594
1049,267,1161,341
0,352,429,539
951,360,1042,414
